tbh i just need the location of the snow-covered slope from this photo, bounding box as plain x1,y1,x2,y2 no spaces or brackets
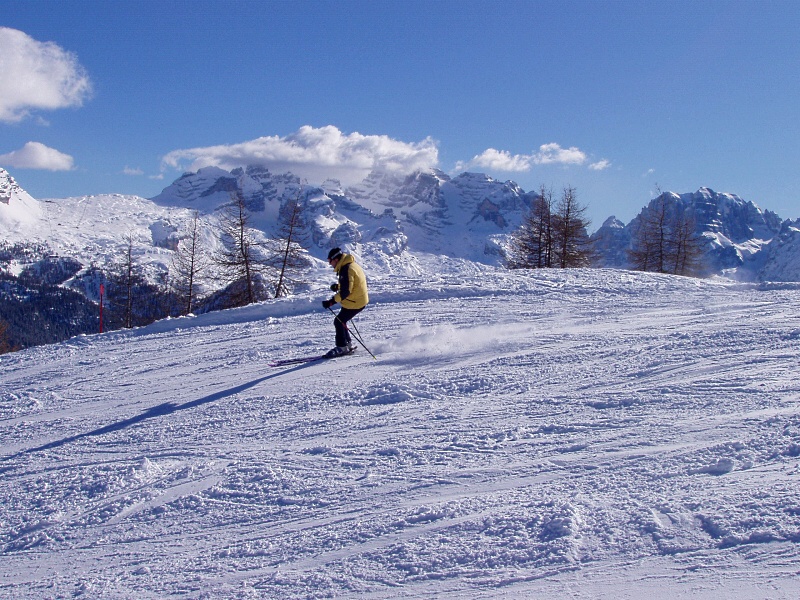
1,191,222,297
2,266,800,598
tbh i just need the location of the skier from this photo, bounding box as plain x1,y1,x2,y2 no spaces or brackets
321,247,369,357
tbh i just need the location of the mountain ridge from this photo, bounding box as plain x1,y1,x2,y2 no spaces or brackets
590,186,797,278
2,165,799,289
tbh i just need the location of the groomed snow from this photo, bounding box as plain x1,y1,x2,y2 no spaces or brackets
2,261,800,599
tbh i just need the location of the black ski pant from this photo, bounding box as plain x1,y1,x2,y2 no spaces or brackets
334,307,363,347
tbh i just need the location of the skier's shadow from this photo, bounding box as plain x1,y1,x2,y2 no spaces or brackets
2,362,313,461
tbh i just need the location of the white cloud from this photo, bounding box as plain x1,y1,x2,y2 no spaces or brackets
161,125,439,186
531,143,587,166
455,148,532,173
122,166,144,176
0,141,74,171
455,143,589,173
589,159,612,171
0,27,93,123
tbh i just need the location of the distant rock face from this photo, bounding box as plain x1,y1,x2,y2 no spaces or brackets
590,188,789,280
152,169,798,278
759,219,800,282
151,165,292,216
591,217,630,268
0,169,12,205
686,188,782,252
351,169,538,260
151,166,537,262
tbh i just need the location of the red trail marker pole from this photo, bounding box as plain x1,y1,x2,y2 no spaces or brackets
99,283,104,334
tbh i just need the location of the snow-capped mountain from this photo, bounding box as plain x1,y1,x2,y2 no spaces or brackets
588,216,629,268
2,167,800,298
0,188,209,290
591,187,795,280
759,217,800,281
3,165,800,351
152,165,405,261
152,166,538,264
0,167,42,231
344,169,537,258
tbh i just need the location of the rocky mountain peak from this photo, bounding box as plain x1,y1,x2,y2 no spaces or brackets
591,187,793,279
0,167,42,227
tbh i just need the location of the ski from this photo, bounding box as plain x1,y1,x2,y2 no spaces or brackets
269,354,329,367
269,349,355,367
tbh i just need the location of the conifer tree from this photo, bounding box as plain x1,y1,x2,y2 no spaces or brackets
214,191,270,307
103,234,154,329
121,234,136,328
0,319,15,354
508,185,592,269
267,194,309,298
507,185,555,269
629,192,705,276
171,211,209,314
552,186,592,268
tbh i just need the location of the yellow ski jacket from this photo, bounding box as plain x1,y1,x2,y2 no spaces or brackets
333,254,369,310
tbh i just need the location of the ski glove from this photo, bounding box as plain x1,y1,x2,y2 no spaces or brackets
322,299,335,309
330,283,339,292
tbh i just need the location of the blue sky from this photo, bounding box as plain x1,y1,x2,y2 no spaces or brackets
2,0,799,229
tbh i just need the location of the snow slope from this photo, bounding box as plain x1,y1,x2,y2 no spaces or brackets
0,190,228,300
2,262,800,599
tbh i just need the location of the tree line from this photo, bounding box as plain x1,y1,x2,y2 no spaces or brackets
506,186,706,276
627,192,705,276
1,186,710,354
506,185,595,269
104,191,310,329
0,191,310,352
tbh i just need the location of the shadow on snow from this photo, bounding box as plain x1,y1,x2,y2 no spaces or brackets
1,361,315,463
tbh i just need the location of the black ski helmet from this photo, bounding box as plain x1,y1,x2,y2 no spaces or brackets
327,247,343,261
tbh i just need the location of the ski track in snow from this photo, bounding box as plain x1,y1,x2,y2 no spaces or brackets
2,266,800,599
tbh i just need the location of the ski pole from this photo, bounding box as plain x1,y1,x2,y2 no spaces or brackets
327,306,377,360
328,306,376,359
347,319,367,348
